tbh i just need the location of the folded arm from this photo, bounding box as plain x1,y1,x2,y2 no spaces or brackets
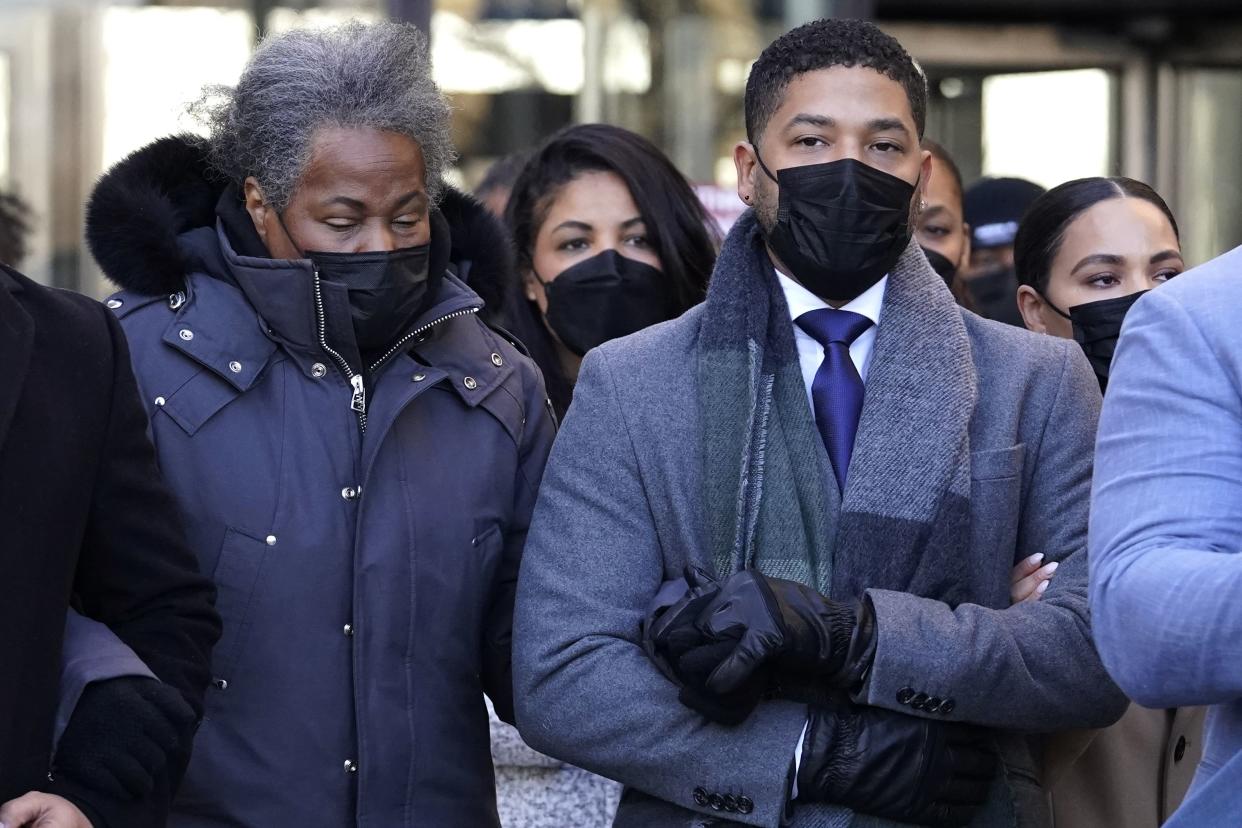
1089,286,1242,708
513,349,807,828
861,341,1128,731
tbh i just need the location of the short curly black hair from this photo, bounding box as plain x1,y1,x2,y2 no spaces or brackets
745,18,927,146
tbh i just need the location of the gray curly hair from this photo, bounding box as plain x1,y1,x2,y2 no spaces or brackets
193,21,454,210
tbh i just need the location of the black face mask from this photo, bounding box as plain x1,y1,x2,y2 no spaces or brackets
1043,290,1148,393
273,212,439,354
536,249,678,357
755,154,916,302
965,265,1024,327
921,247,958,286
306,245,435,353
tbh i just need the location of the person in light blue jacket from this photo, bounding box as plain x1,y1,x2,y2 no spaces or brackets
1089,242,1242,828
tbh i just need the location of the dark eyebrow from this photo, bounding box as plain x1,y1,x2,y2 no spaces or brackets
868,117,910,136
787,113,835,130
1070,253,1125,275
920,204,949,221
551,220,593,234
620,216,645,230
1150,249,1183,265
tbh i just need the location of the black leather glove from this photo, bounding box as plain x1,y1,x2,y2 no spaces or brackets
688,569,858,696
641,566,721,682
642,568,768,725
53,676,197,800
799,702,996,827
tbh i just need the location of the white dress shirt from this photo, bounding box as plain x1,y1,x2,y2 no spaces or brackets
775,269,888,799
776,270,888,405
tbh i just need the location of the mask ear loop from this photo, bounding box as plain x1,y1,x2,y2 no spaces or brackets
271,207,309,260
751,145,780,184
1035,288,1073,320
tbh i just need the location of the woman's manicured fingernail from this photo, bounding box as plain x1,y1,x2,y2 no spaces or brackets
1042,561,1059,576
1036,580,1050,594
1027,553,1044,566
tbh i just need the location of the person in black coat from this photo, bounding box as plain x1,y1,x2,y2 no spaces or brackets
0,263,220,828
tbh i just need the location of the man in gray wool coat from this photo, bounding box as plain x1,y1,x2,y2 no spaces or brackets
513,17,1127,828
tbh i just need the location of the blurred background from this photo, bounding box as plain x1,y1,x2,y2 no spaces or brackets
1,0,1240,295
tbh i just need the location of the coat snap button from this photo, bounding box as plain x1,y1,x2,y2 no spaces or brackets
343,759,358,773
169,291,186,310
265,535,277,546
106,298,122,309
693,787,708,806
463,376,478,390
412,373,426,383
228,361,243,374
154,396,166,407
179,329,194,341
939,698,956,715
708,793,724,810
213,678,228,690
341,486,359,501
897,687,915,705
491,353,504,367
343,624,354,637
311,363,327,378
737,796,754,814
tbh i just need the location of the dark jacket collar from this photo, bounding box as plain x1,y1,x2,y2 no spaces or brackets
86,134,518,325
88,134,518,404
0,264,35,448
155,222,493,403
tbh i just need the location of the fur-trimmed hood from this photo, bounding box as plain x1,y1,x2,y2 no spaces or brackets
85,134,516,320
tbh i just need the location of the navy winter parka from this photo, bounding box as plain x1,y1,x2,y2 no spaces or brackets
85,136,556,828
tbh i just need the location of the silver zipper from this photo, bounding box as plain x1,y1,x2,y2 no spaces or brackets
366,306,480,374
313,267,481,433
313,268,369,431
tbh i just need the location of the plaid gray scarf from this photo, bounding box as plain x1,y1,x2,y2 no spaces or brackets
697,211,1017,828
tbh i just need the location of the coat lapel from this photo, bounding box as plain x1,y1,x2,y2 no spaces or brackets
0,268,35,450
839,241,977,525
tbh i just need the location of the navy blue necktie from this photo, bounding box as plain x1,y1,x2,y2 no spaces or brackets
796,308,873,492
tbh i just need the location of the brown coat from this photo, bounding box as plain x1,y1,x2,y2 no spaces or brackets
1045,705,1206,827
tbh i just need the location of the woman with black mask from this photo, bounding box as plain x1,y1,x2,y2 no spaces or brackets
506,123,718,419
1013,176,1204,828
1016,177,1183,391
77,22,556,827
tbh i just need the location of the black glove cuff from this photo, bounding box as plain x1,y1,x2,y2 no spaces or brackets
797,704,858,801
44,776,110,828
827,596,877,692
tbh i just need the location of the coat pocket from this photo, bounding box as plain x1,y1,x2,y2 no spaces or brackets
209,527,273,683
970,443,1026,481
969,445,1026,605
159,369,241,437
473,522,505,583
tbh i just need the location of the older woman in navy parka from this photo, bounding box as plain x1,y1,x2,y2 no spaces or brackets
80,22,554,828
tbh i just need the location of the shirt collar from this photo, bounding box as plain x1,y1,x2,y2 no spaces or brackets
775,269,887,327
